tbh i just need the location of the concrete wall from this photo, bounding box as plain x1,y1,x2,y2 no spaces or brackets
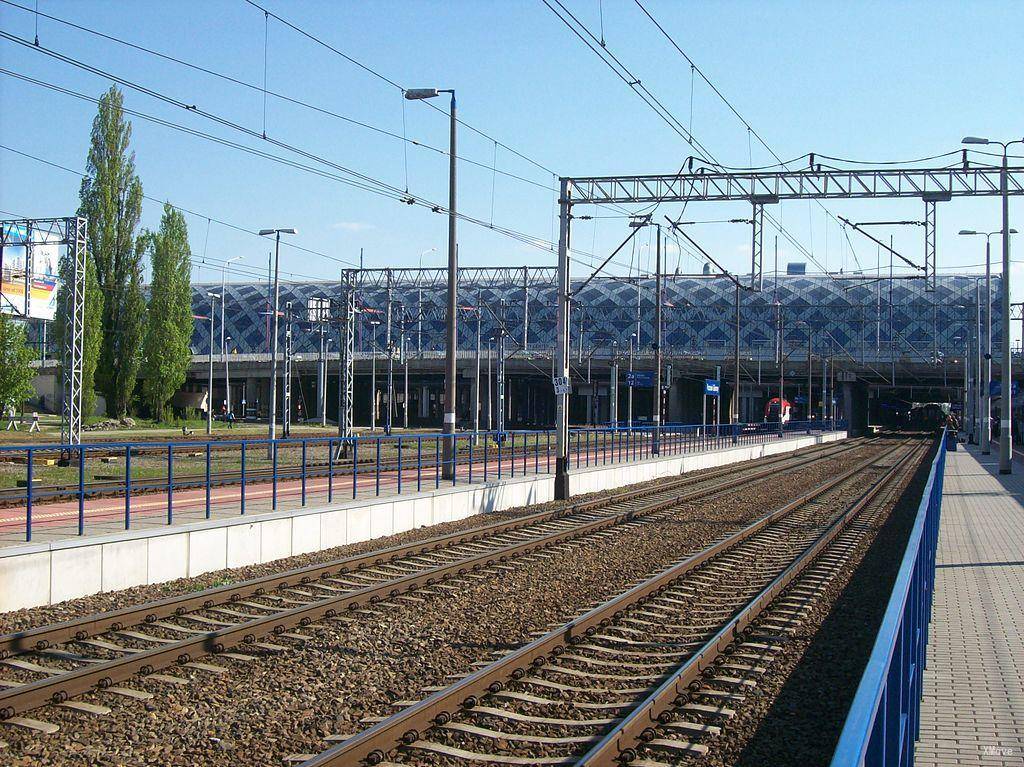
0,431,845,612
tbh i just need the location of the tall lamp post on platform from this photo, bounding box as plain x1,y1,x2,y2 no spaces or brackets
406,87,457,476
205,292,221,435
258,227,297,448
220,255,243,414
962,136,1024,473
959,227,1018,456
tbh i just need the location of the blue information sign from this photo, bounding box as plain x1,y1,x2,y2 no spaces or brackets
989,380,1020,397
704,379,720,397
627,370,654,388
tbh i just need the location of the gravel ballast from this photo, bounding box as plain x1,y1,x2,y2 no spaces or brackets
0,441,881,766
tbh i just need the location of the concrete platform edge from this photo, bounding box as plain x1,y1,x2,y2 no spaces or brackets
0,431,844,611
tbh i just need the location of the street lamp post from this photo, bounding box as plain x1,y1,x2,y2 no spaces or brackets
418,247,436,270
224,335,232,420
959,227,1018,455
610,341,619,426
407,87,457,476
220,255,243,415
258,228,297,448
628,333,635,430
205,292,220,435
963,136,1024,472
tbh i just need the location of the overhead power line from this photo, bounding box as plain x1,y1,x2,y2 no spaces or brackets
0,0,557,195
0,142,357,273
0,47,628,271
539,0,835,279
240,0,561,180
631,0,858,270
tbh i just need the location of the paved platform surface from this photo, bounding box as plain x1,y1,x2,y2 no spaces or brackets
917,446,1024,766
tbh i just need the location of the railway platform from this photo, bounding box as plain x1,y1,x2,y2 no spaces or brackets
0,427,845,611
917,445,1024,766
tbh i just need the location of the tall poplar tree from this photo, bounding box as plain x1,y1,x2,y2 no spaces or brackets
0,316,35,412
141,205,194,421
77,85,146,417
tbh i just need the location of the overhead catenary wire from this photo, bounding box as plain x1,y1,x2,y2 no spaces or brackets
241,0,563,181
541,0,835,281
631,0,858,269
0,63,628,272
0,142,360,270
0,0,558,194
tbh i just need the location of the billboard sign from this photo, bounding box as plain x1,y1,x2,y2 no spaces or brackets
1,222,61,321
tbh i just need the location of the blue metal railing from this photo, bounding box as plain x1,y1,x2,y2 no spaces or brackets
0,419,845,542
829,429,947,767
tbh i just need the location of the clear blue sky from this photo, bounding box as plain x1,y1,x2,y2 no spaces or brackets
1,0,1022,290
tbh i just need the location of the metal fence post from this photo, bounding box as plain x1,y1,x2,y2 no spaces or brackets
397,437,403,494
78,447,85,536
272,440,278,510
240,441,246,515
205,442,212,518
327,438,334,503
353,438,359,500
375,438,381,496
301,439,307,506
124,445,132,529
25,447,33,542
167,443,174,525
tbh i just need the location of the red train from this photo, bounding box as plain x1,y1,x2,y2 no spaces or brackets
765,397,792,424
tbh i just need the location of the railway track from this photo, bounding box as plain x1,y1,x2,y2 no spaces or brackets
0,438,868,732
294,438,924,767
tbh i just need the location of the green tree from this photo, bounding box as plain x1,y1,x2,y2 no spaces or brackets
0,315,36,412
78,85,146,417
141,205,194,421
53,242,103,419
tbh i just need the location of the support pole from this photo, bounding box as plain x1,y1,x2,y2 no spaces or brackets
497,299,507,434
1000,150,1013,473
778,306,785,436
385,280,394,436
610,343,619,426
441,91,458,479
474,295,481,438
653,226,662,455
983,238,992,454
733,283,740,427
751,203,764,291
554,178,572,499
976,280,983,447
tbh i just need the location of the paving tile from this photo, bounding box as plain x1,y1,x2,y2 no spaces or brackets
918,447,1024,767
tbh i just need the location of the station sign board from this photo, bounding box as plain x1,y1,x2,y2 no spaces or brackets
626,370,653,388
704,379,720,397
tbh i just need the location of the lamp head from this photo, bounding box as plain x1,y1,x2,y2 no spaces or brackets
405,88,439,100
961,136,990,145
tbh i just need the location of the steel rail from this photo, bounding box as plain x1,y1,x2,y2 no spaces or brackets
0,439,860,658
0,442,864,719
297,441,910,767
575,441,927,766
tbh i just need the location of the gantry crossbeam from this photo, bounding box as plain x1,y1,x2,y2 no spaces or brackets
567,165,1024,205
